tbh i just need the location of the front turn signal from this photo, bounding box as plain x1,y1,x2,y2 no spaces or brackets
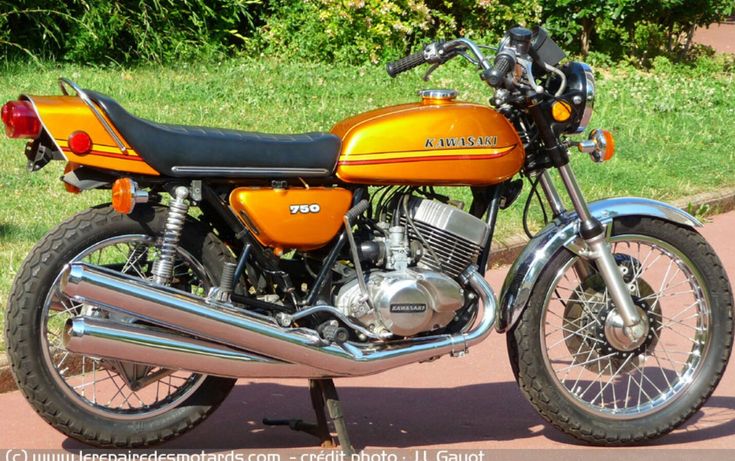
111,178,148,214
577,128,615,163
551,100,572,122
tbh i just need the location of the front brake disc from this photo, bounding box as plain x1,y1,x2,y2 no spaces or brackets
563,270,660,375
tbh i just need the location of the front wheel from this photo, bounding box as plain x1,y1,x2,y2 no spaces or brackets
508,216,733,444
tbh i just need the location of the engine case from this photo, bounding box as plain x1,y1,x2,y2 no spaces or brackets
336,269,464,337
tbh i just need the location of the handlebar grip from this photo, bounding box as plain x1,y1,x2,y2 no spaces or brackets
386,51,426,78
484,53,515,87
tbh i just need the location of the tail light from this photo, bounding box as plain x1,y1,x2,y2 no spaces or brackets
1,100,42,139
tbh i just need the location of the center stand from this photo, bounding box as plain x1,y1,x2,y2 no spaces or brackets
263,379,355,454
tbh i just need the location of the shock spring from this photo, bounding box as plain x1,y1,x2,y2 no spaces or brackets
151,186,189,285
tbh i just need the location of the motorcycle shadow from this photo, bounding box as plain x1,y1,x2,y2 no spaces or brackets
59,382,735,450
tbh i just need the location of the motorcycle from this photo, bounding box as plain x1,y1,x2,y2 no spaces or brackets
2,26,733,449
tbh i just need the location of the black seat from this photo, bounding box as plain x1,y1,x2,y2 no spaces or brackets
85,90,341,178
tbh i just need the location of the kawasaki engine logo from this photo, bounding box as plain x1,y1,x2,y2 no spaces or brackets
425,136,498,149
390,303,427,313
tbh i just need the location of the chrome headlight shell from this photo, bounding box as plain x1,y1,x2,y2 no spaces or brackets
561,62,595,134
578,63,595,133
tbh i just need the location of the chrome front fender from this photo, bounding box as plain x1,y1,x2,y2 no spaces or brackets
496,197,701,333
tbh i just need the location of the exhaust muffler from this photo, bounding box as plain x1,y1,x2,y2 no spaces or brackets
60,263,496,377
63,317,334,379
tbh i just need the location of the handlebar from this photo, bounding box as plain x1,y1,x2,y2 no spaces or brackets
385,34,546,94
483,52,516,88
386,51,427,78
384,28,569,110
386,38,507,87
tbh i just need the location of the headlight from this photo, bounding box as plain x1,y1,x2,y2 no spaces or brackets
561,62,595,134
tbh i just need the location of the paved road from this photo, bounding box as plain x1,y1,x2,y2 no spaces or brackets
694,23,735,54
2,211,735,451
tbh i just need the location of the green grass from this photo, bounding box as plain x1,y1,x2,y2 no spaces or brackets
1,58,734,346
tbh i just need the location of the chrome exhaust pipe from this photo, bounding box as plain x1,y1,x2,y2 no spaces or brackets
64,317,333,379
61,263,496,377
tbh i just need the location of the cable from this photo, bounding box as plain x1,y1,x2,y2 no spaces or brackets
522,174,549,239
534,177,549,225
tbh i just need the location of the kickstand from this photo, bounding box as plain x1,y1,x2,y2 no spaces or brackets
263,378,354,454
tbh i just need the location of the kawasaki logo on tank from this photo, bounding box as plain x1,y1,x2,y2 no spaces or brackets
424,136,498,149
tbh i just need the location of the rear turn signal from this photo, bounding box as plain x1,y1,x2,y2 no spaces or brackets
1,100,41,139
63,163,82,194
111,178,149,214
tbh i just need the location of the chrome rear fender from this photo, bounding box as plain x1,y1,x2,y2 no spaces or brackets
496,197,702,333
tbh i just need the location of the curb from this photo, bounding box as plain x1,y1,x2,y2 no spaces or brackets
0,356,11,394
1,186,735,394
487,186,735,269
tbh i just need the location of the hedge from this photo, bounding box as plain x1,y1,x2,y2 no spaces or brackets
1,0,733,64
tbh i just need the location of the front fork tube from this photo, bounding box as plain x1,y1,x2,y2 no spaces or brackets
538,170,593,281
554,164,645,343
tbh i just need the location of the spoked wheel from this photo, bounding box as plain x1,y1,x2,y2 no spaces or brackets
6,206,236,447
509,216,733,444
43,234,209,418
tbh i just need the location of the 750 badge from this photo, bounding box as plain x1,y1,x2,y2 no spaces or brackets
289,204,321,214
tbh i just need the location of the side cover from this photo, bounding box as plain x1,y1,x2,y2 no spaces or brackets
230,187,353,251
497,197,702,333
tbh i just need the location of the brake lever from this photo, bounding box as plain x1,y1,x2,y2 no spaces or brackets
422,63,440,82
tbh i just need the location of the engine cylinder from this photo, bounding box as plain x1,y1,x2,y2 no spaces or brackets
402,198,489,277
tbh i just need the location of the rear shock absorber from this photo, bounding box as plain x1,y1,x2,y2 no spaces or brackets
151,186,189,285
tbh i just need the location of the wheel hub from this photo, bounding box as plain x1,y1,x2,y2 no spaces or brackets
563,265,661,374
598,300,658,356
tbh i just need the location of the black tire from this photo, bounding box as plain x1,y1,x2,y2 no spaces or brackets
508,216,734,445
4,204,237,447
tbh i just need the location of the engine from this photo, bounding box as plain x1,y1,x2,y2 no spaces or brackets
335,197,489,338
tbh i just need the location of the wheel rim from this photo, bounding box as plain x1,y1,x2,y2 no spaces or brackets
540,234,712,419
41,234,213,420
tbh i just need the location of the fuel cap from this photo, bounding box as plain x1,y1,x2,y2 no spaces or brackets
418,89,458,101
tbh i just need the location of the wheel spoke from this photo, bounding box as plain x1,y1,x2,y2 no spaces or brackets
41,234,209,419
589,353,635,406
541,234,710,418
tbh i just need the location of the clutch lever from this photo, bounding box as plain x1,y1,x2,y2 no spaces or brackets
422,45,474,81
422,63,440,81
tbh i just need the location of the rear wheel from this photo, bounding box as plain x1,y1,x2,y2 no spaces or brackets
509,217,733,444
5,205,236,447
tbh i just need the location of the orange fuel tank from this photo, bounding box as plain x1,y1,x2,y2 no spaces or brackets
331,92,524,185
229,187,353,251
